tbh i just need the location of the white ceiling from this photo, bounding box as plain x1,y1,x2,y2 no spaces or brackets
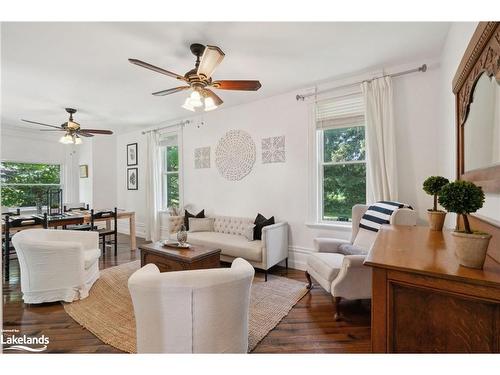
1,22,450,134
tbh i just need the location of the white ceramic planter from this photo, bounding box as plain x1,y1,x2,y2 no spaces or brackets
452,231,492,269
427,210,446,231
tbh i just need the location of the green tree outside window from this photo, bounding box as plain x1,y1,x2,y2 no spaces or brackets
321,125,366,221
1,161,61,207
162,144,179,208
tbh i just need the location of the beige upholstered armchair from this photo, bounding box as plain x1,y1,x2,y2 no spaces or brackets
306,204,416,320
128,257,255,353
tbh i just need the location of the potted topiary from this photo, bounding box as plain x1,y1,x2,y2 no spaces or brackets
423,176,449,231
438,180,490,269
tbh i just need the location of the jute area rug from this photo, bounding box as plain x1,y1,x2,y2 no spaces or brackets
63,261,308,353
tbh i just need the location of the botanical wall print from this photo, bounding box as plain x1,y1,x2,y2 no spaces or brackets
127,143,138,166
215,130,256,181
194,146,211,169
262,135,286,163
127,168,138,190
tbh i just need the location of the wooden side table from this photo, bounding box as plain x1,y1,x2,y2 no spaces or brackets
139,242,221,272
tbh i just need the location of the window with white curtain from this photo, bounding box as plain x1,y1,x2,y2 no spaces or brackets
159,133,180,210
315,93,366,222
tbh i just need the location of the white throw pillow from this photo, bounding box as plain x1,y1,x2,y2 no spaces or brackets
244,224,256,241
188,217,215,232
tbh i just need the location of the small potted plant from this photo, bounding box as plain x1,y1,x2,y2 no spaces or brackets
438,180,490,269
423,176,449,231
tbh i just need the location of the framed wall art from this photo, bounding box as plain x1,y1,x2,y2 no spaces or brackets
262,135,286,163
79,164,89,178
127,143,138,166
194,146,211,169
127,167,138,190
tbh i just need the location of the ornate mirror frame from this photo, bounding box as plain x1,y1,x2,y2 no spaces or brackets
453,21,500,263
453,21,500,191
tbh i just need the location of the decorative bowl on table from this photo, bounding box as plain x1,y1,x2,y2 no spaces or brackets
162,240,191,249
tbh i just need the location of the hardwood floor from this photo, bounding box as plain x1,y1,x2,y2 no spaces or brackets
2,234,371,353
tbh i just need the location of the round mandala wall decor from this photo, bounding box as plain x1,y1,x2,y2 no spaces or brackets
215,130,256,181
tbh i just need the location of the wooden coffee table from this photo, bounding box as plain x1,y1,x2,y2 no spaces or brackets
139,242,221,272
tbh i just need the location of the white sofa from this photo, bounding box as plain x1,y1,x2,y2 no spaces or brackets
128,257,255,353
306,204,416,320
168,215,288,280
12,229,101,304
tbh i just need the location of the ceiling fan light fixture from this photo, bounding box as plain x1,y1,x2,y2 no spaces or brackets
204,96,218,111
188,90,203,107
197,45,225,79
182,97,196,112
74,135,82,145
59,133,74,144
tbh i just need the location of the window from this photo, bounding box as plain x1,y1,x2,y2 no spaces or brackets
316,94,366,222
0,161,62,208
160,134,180,209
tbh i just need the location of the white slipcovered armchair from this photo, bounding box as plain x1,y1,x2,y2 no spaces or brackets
128,257,255,353
306,204,416,320
12,229,101,304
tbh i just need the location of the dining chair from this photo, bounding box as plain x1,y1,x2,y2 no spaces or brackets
63,203,92,231
90,208,118,256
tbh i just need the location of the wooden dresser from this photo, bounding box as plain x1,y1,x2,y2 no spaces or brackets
364,225,500,353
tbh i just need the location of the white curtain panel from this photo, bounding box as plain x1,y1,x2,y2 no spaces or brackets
64,145,80,204
361,76,398,203
145,131,162,242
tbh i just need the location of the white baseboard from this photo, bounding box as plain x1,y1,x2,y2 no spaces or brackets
117,221,146,239
286,246,313,271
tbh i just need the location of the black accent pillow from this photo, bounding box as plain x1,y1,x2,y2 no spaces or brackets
184,209,205,231
253,213,275,240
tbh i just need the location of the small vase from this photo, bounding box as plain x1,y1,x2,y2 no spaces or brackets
427,210,446,231
452,231,492,269
177,224,188,245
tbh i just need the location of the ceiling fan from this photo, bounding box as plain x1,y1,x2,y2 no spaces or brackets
21,108,113,145
129,43,262,112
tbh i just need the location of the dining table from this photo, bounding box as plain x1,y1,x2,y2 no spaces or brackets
2,209,137,250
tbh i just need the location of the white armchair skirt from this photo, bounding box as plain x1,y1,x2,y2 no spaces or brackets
12,229,101,304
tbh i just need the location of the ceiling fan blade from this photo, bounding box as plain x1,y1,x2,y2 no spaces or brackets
211,80,262,91
128,59,186,81
39,129,65,132
197,45,225,79
152,86,190,96
79,129,113,135
21,119,62,129
203,88,224,106
78,132,95,137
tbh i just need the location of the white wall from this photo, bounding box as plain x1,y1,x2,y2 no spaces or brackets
76,136,117,209
78,138,93,205
392,62,442,224
115,59,443,269
92,136,117,209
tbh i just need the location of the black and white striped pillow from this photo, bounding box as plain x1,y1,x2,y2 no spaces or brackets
359,201,413,233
